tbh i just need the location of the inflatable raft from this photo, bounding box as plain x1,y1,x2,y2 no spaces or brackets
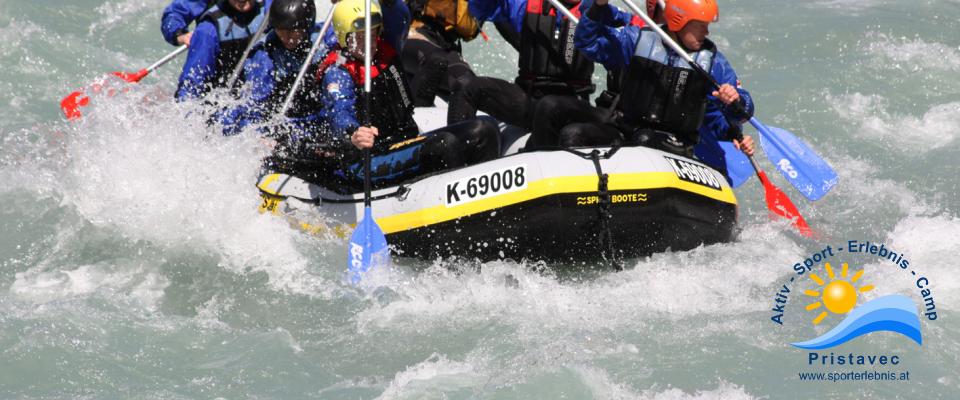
256,103,738,260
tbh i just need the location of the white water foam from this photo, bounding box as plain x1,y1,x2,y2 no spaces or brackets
10,262,169,311
53,86,334,297
863,32,960,72
807,0,895,13
375,354,480,400
879,213,960,307
355,230,803,340
573,366,757,400
827,92,960,151
89,0,167,35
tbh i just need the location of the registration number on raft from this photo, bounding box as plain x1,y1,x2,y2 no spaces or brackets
445,165,527,206
664,156,723,190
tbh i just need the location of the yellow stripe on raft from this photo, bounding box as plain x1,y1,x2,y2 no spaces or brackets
258,173,282,195
375,172,737,235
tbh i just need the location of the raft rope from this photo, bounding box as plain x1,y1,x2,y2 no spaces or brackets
590,150,621,270
563,147,623,270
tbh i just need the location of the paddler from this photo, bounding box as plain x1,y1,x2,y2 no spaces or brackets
532,0,754,163
161,0,218,47
175,0,269,100
526,0,660,148
445,0,637,129
312,0,500,189
217,0,337,141
402,0,482,106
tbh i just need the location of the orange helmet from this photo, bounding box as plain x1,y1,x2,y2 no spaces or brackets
664,0,719,31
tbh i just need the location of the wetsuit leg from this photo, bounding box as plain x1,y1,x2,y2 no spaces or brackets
528,95,612,148
402,38,477,107
425,118,502,164
447,76,534,129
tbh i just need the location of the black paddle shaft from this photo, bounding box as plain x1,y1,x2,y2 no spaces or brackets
363,85,372,206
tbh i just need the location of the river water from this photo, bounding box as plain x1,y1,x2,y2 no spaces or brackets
1,0,958,398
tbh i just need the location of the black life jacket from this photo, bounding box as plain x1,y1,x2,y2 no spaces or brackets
199,0,267,87
517,0,595,98
260,30,326,119
616,27,716,143
320,40,420,153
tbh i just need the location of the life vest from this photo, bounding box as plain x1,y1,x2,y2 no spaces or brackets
616,27,716,143
199,0,267,87
517,0,595,98
319,40,420,152
259,30,326,119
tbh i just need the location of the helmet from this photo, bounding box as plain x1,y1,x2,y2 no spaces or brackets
270,0,316,30
332,0,383,48
646,0,665,16
664,0,718,31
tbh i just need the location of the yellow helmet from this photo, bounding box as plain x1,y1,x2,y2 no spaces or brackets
332,0,383,48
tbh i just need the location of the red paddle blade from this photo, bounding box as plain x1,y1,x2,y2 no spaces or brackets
757,170,814,237
60,91,90,120
112,68,149,83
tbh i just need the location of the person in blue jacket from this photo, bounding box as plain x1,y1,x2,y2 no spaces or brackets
531,0,754,165
175,0,268,100
312,0,499,190
217,0,337,141
161,0,217,46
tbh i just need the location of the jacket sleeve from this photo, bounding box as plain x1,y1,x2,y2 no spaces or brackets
217,49,275,135
320,67,360,142
470,0,526,34
161,0,211,46
702,50,755,141
175,22,220,100
575,0,637,70
381,0,412,51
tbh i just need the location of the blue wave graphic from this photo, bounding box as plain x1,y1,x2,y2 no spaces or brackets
791,294,922,350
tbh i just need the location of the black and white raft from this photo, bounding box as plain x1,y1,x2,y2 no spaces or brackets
255,105,738,261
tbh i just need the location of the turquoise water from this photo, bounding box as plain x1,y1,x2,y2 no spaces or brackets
1,0,958,398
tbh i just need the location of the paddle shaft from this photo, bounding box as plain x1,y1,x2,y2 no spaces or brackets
547,0,579,23
363,0,373,206
279,7,336,116
225,1,271,88
147,45,188,72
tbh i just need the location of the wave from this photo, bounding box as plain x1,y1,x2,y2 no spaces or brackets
791,294,922,350
828,93,960,151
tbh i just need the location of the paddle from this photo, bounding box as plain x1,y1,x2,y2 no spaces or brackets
618,0,813,237
278,6,336,117
347,0,390,285
749,118,838,201
60,45,188,120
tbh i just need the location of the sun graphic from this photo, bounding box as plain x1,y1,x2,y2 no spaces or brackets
803,263,875,325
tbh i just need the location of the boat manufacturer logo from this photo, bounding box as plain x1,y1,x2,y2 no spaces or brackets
778,158,799,179
445,165,527,207
664,156,722,190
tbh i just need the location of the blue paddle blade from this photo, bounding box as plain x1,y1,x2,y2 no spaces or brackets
750,118,839,201
347,206,390,285
718,141,752,188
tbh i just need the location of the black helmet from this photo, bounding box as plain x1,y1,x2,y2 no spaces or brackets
270,0,316,30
